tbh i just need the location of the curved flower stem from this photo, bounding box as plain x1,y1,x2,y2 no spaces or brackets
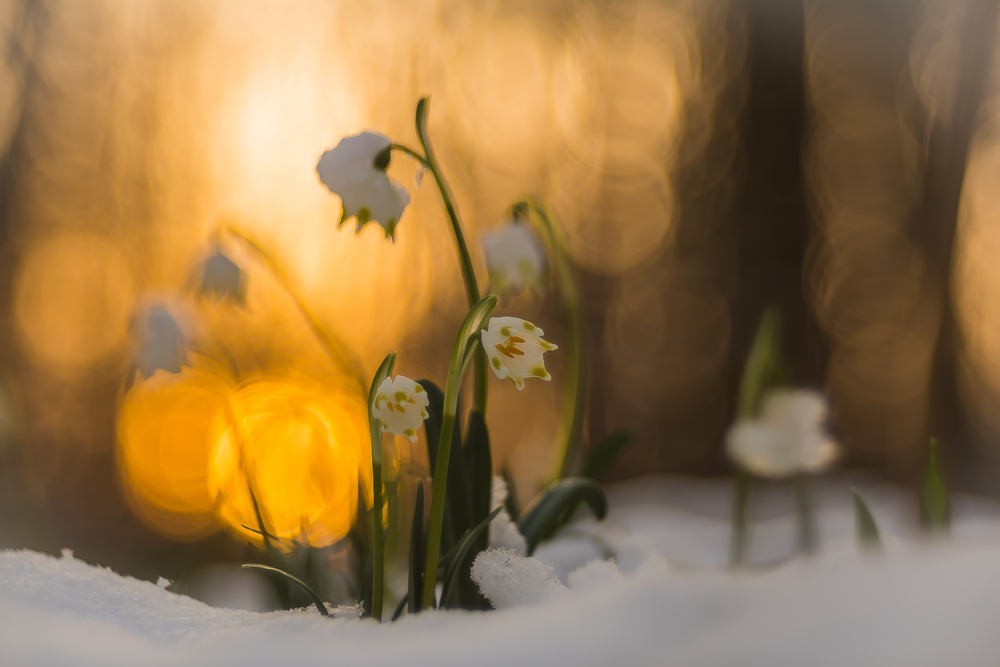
371,457,384,619
729,468,751,567
794,474,816,554
517,198,585,481
221,226,366,391
392,96,488,415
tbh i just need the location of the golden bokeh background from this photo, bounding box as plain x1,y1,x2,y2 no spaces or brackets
0,0,997,585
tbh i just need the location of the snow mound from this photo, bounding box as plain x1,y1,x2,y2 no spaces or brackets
471,548,567,609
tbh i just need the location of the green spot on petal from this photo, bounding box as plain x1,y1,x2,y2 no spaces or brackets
531,366,548,378
404,429,416,437
357,207,371,224
414,383,424,393
522,321,535,331
500,326,512,337
491,357,502,370
394,391,407,402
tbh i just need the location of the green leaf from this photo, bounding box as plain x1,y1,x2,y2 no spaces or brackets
242,564,329,617
407,483,424,615
390,595,408,623
501,466,520,521
442,296,497,417
464,411,493,531
851,488,882,551
581,429,635,481
737,307,785,419
418,378,468,552
359,552,373,618
415,96,430,147
518,478,608,555
367,352,397,465
440,505,503,607
921,438,950,535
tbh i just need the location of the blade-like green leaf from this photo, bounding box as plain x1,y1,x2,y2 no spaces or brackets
464,411,492,530
367,352,396,465
851,488,882,551
390,595,408,622
418,378,469,552
501,466,520,521
581,429,635,481
442,296,497,417
737,307,785,419
359,552,373,618
407,483,425,615
440,505,503,607
518,478,608,555
242,564,329,617
921,438,950,535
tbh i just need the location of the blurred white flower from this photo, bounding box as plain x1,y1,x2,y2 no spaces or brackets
726,389,839,478
481,316,557,391
316,132,410,241
480,221,547,296
197,249,246,306
133,305,187,378
372,375,429,443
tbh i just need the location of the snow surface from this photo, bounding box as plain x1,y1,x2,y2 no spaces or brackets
4,474,1000,665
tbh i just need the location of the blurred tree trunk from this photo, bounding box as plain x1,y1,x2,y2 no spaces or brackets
914,0,999,489
728,0,824,423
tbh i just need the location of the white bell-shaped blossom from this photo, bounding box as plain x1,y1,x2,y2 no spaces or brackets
481,316,557,391
480,221,547,296
316,132,410,241
198,249,246,306
372,375,429,443
726,389,839,478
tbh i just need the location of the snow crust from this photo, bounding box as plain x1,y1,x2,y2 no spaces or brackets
5,475,1000,665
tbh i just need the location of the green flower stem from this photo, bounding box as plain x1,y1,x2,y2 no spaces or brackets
222,226,366,391
517,198,585,481
729,309,782,567
794,474,816,554
422,410,457,609
420,296,497,610
392,96,488,415
366,353,396,621
729,468,751,567
371,458,384,620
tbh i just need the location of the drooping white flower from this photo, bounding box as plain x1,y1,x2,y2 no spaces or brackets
197,249,246,306
481,316,557,391
372,375,429,443
480,221,547,296
316,132,410,241
134,305,187,378
726,389,839,479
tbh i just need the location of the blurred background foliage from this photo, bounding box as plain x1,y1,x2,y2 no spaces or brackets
0,0,999,608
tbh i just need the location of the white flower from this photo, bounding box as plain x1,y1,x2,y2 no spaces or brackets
480,221,547,296
197,249,246,306
726,389,839,478
316,132,410,241
372,375,429,443
134,305,187,378
481,316,557,391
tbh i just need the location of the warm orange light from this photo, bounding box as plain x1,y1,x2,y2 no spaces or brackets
211,376,371,548
118,366,371,547
117,366,233,540
14,232,135,373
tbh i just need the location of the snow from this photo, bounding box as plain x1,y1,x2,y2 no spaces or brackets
4,474,1000,665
